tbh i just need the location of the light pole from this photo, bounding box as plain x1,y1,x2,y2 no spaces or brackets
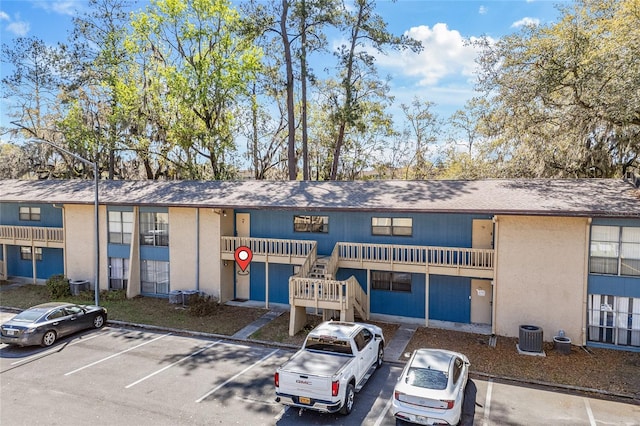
27,138,100,306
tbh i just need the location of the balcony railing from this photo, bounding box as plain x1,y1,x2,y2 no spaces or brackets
0,225,64,246
337,242,494,270
221,236,317,262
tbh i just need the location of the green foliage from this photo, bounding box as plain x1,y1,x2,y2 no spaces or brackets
46,274,71,299
101,289,128,302
475,0,639,178
187,294,220,317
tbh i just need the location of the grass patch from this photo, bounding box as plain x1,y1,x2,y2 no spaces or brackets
0,284,267,336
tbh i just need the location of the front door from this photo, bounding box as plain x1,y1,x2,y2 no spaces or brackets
472,219,493,267
470,279,492,324
235,213,250,300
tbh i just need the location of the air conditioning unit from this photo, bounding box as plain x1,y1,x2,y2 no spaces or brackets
519,325,543,352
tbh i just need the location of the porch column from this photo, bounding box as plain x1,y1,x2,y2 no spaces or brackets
424,264,429,327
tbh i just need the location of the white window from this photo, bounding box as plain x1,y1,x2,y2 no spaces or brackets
371,271,412,292
141,260,169,294
19,206,41,221
108,211,134,244
590,225,640,277
294,215,329,233
372,217,412,236
140,212,169,246
20,246,42,261
588,294,640,347
109,258,129,290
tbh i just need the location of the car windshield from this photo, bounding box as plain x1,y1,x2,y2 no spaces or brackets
405,367,448,390
11,309,47,322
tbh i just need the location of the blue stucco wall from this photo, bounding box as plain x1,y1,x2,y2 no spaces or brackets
429,275,471,323
0,203,63,227
6,246,64,279
236,209,488,320
236,209,491,255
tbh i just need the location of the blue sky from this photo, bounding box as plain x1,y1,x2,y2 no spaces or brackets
0,0,567,133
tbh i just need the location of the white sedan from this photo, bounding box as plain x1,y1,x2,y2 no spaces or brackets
392,349,469,425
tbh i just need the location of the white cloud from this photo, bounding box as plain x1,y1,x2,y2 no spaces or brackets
511,17,540,28
6,20,30,36
0,11,10,21
478,6,488,15
34,1,77,16
373,23,492,87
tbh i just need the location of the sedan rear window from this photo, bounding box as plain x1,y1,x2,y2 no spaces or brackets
12,310,46,322
405,367,448,390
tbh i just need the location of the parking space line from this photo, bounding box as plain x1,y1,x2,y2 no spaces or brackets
583,398,597,426
274,406,288,421
125,340,221,388
374,396,394,426
9,333,104,366
482,379,493,426
195,348,279,403
64,333,171,376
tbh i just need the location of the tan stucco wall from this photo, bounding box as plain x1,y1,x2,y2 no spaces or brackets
64,204,108,292
495,215,589,343
168,207,222,298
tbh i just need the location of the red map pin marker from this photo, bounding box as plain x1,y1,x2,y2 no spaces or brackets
234,246,253,272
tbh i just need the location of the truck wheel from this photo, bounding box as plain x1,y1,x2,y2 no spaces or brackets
376,344,384,369
340,383,355,415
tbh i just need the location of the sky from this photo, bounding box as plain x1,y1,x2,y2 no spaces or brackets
0,0,568,136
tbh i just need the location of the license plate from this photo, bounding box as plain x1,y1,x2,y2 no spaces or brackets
5,329,16,336
299,397,311,405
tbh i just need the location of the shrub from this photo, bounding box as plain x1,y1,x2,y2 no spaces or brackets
188,294,219,317
46,274,71,299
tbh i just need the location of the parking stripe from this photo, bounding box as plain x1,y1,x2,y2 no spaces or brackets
195,348,279,403
583,398,597,426
10,333,103,366
64,333,171,376
373,396,394,426
482,379,493,426
125,340,221,388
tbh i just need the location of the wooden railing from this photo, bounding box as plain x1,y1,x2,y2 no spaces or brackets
0,225,64,245
289,275,368,320
337,242,494,270
221,236,316,260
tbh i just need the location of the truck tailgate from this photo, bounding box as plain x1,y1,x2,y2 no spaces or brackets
279,350,352,399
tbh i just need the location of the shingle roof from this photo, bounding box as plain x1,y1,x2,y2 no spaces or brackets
1,178,639,217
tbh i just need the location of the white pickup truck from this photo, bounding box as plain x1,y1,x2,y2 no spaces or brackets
274,321,385,415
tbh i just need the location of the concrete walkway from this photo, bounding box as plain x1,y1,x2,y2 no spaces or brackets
384,324,417,362
231,310,285,339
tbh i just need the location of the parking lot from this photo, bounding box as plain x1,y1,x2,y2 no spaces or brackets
1,322,639,425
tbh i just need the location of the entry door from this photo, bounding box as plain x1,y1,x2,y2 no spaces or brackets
235,213,250,300
472,219,493,266
470,279,492,324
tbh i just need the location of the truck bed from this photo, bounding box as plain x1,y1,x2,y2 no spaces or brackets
282,349,353,377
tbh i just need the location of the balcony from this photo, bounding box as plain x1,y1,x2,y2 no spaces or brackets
0,225,64,248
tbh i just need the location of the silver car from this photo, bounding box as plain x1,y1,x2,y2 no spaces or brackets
392,349,469,425
0,302,107,347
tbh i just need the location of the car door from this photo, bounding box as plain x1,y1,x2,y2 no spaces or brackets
45,308,74,338
65,305,90,333
354,329,375,380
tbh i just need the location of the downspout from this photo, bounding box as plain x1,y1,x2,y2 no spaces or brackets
196,208,200,292
491,216,499,336
582,218,592,346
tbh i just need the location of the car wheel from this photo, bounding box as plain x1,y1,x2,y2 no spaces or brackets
340,383,355,415
93,314,105,328
376,344,384,369
42,330,57,347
